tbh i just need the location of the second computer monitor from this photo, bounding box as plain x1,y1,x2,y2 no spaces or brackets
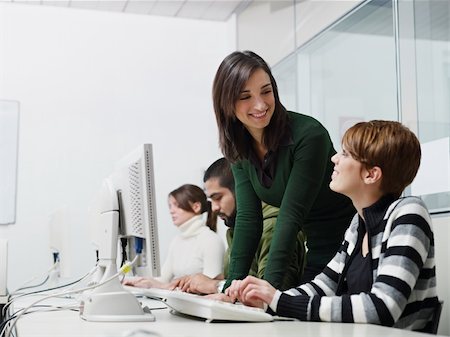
109,143,161,278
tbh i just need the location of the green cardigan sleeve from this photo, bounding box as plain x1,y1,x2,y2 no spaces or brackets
224,163,264,289
264,124,333,287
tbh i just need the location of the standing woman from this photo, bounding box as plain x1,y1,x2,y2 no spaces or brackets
124,184,224,289
212,51,355,289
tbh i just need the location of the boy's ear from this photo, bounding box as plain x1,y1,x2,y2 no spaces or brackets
363,166,383,185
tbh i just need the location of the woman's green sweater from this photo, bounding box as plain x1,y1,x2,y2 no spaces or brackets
226,111,355,289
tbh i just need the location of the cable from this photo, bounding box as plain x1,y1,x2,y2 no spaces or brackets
4,255,139,337
0,305,79,337
3,260,60,318
120,237,128,267
0,315,17,335
2,270,89,318
9,261,59,296
2,265,98,320
11,303,79,317
12,275,50,293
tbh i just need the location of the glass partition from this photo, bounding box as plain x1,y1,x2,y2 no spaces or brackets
271,53,297,112
270,0,449,213
413,0,450,213
294,0,398,149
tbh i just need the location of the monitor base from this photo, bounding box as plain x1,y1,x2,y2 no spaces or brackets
80,278,155,322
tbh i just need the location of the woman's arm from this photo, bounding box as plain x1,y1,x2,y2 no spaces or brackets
229,211,357,310
264,126,333,287
276,202,433,326
224,163,263,289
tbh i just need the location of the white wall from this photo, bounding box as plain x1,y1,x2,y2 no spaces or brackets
0,3,235,289
237,1,295,65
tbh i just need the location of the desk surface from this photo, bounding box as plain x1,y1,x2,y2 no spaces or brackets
15,297,442,337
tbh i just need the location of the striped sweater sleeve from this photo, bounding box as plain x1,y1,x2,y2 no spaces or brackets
275,198,435,328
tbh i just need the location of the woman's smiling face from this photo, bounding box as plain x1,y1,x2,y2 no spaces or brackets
329,147,365,199
234,68,275,136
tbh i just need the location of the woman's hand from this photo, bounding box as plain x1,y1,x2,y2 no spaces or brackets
225,276,276,308
123,277,174,290
224,279,242,303
205,293,234,302
123,277,154,288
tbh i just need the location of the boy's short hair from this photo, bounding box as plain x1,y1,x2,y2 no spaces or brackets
203,158,235,193
342,120,421,198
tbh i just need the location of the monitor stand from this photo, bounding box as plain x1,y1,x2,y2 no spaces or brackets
80,262,155,322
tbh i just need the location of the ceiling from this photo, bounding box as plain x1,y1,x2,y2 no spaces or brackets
1,0,252,21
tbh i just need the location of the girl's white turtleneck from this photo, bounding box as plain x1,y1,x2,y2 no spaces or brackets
157,212,224,283
178,213,208,238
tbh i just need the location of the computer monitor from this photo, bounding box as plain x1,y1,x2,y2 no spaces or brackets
80,144,160,322
111,143,160,278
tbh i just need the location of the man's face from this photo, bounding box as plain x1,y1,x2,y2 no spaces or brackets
204,178,236,227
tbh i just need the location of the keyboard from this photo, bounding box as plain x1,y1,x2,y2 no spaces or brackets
125,286,274,322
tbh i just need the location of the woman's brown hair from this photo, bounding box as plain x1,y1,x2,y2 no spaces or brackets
342,120,421,198
169,184,217,232
212,51,289,162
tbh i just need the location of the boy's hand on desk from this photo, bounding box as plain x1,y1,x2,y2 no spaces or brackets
171,275,191,292
172,274,218,294
185,274,218,294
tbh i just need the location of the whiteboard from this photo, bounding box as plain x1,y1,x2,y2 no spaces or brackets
0,100,19,225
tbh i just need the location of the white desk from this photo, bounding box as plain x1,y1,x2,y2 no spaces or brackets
14,297,443,337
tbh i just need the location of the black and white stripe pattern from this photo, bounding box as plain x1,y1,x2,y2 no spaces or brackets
276,196,438,331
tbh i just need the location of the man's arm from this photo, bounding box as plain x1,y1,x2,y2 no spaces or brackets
176,273,225,294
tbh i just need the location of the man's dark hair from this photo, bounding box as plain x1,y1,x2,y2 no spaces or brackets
203,158,234,193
